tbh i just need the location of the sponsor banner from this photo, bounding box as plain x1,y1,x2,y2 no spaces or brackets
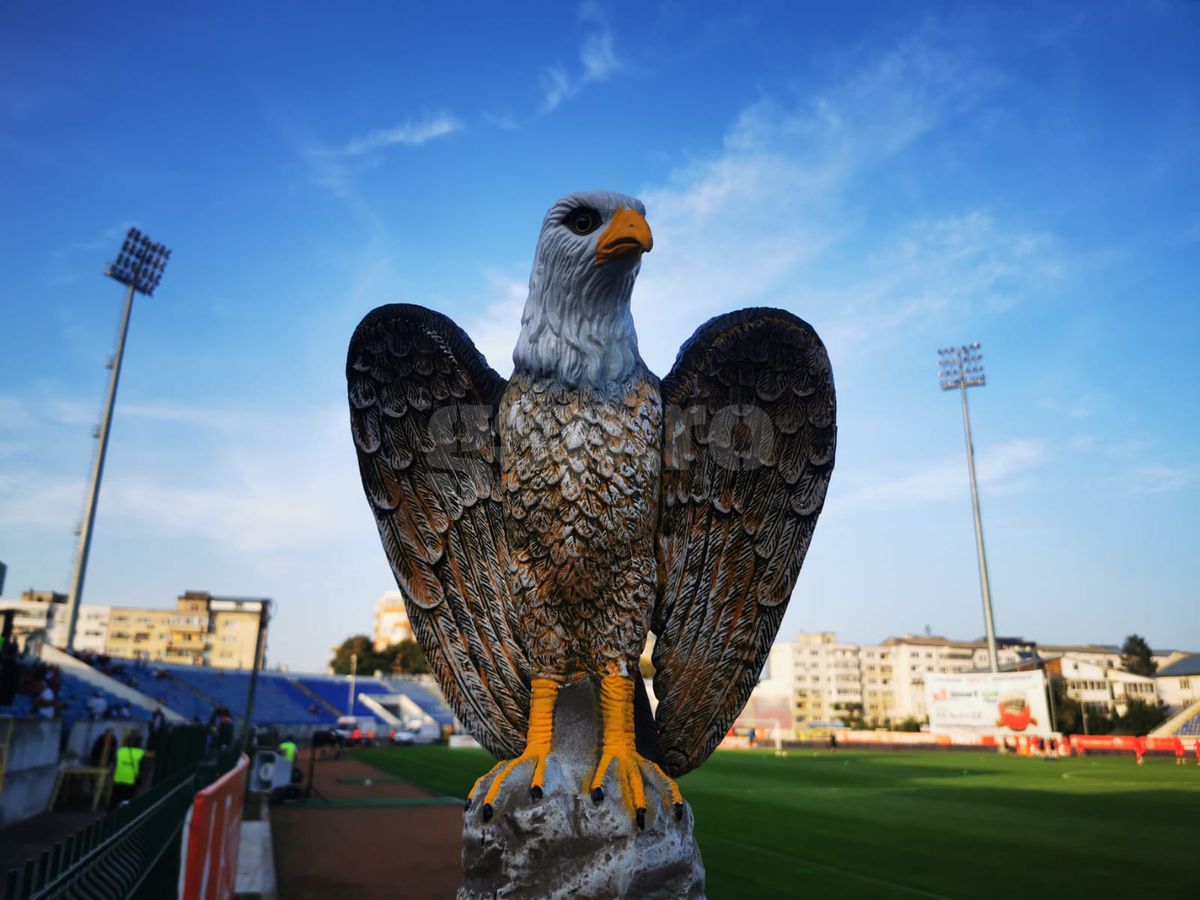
179,754,249,900
841,730,937,745
1070,735,1195,753
926,671,1053,736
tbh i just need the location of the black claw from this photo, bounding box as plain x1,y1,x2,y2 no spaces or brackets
530,785,543,801
464,798,472,811
636,808,646,830
590,787,604,803
674,803,684,821
482,803,493,822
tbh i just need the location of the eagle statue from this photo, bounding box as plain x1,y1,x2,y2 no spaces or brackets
347,190,836,828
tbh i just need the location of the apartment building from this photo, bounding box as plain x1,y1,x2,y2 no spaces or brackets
0,588,269,669
106,606,175,660
789,632,865,725
206,596,267,669
373,591,414,650
769,631,1042,731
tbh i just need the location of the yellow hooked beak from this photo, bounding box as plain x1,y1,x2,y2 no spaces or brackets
595,207,653,266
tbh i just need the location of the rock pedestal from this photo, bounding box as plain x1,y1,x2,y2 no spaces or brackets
459,681,705,899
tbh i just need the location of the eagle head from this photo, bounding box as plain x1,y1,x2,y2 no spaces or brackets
513,190,653,389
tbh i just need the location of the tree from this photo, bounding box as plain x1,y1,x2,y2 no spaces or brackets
1120,634,1157,677
329,635,390,675
1048,675,1085,734
389,639,430,675
1109,699,1168,735
832,702,865,728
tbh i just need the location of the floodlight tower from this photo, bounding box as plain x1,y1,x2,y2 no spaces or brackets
938,342,999,673
62,228,171,651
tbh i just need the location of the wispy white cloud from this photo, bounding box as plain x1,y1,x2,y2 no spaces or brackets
619,41,1060,377
836,439,1050,512
341,111,462,156
1131,463,1199,495
0,472,85,530
540,4,622,112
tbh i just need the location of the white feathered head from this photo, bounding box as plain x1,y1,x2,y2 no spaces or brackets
513,190,653,388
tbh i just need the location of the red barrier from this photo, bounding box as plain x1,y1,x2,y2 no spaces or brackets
1068,735,1195,752
180,754,249,900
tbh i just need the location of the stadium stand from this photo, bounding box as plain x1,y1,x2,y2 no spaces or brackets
0,667,148,724
294,675,397,720
1173,705,1200,736
2,651,454,732
389,680,455,727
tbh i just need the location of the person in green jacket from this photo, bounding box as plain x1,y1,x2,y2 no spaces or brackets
279,735,303,784
110,731,144,808
279,736,297,762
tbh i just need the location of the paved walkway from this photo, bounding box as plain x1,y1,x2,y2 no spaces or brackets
272,753,463,899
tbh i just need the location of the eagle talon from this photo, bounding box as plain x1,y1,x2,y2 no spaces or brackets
636,807,646,830
482,803,494,822
530,785,543,801
674,802,684,821
464,799,472,812
590,787,604,803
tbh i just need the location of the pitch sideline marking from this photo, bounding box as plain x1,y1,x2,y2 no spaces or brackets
706,834,954,899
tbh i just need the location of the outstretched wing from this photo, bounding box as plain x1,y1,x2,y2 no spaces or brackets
347,303,529,758
652,308,836,776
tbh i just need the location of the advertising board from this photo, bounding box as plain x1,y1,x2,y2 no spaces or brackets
925,671,1053,736
179,753,249,900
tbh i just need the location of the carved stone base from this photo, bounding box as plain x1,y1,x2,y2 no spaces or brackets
459,681,705,899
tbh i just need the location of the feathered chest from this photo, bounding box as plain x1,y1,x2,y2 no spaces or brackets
498,371,663,549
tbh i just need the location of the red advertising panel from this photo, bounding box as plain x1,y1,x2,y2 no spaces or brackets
180,754,249,900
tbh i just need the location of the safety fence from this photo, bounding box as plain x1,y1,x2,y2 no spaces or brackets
2,739,239,899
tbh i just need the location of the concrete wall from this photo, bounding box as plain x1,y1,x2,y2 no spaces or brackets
0,718,63,828
64,718,146,765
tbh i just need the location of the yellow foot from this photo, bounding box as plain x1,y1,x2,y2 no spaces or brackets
466,747,552,821
589,748,684,830
465,677,559,822
588,675,686,830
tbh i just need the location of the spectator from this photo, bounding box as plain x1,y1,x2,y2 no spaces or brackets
87,691,108,720
33,680,59,719
149,701,166,736
217,708,234,748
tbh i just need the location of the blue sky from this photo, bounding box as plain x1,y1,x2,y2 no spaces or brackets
1,2,1197,671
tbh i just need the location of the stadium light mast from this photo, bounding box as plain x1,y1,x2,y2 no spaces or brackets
938,342,999,673
63,228,171,652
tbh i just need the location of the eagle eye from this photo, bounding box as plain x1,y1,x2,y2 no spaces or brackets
564,206,602,236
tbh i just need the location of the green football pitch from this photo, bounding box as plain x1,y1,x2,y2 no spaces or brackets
354,745,1198,898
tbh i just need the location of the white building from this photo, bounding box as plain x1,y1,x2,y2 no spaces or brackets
1155,655,1200,711
1048,654,1159,715
0,592,64,646
71,606,110,653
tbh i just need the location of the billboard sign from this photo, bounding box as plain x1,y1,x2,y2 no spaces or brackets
179,754,249,900
925,671,1053,736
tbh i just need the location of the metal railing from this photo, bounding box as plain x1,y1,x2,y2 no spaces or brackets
2,735,238,899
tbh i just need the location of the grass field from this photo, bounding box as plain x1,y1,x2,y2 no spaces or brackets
354,745,1199,899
